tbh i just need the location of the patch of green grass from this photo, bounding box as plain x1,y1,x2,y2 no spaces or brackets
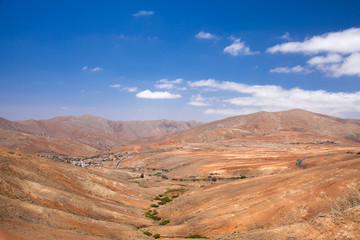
159,220,170,225
153,234,161,239
164,188,186,195
143,231,152,236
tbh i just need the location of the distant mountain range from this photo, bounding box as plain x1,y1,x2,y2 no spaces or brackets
0,115,203,155
142,109,360,145
1,109,359,156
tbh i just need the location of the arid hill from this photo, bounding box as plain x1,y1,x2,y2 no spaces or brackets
145,109,360,144
0,115,203,156
0,109,360,239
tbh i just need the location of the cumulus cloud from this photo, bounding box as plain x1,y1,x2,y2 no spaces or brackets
188,79,360,116
136,90,182,99
188,94,211,106
223,38,259,56
82,66,88,70
269,65,312,74
267,28,360,54
195,31,217,40
132,10,154,17
267,28,360,77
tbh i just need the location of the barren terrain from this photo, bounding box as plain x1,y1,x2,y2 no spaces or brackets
0,110,359,239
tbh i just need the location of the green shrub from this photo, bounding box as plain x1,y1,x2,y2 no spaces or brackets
145,211,161,221
158,196,172,205
151,204,159,208
143,231,152,236
186,234,208,239
8,151,15,154
240,175,246,179
159,220,170,225
153,234,161,239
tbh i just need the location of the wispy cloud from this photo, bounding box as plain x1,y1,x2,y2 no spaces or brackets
90,67,103,72
125,87,138,92
83,66,103,72
188,94,211,106
110,84,138,92
188,79,360,116
132,10,154,17
280,32,292,41
223,38,259,56
136,90,182,99
195,31,217,40
155,78,184,90
110,84,121,88
270,65,312,74
267,28,360,77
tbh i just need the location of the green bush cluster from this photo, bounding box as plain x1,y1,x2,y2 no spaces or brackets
158,196,172,205
143,231,152,236
150,204,159,208
159,220,170,225
186,234,208,239
145,210,161,221
153,234,161,239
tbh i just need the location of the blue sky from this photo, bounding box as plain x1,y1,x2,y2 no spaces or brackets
1,0,360,121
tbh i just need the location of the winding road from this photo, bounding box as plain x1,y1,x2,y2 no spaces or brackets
296,153,337,169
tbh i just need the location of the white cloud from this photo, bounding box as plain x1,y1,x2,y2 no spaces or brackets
136,90,182,99
90,67,103,72
188,79,360,116
307,53,343,65
155,78,184,90
223,38,259,56
269,65,312,74
155,83,174,89
204,108,258,116
188,94,210,106
82,66,88,70
126,87,138,92
267,28,360,54
195,31,217,40
280,32,292,40
110,84,121,88
267,28,360,78
132,10,154,17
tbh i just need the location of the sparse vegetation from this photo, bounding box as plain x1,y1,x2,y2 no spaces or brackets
145,211,161,221
8,151,15,154
241,175,246,179
158,196,172,205
159,220,170,225
153,234,161,239
151,204,159,208
186,234,208,239
143,231,152,236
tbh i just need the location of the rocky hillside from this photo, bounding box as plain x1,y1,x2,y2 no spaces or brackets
0,115,203,156
148,109,360,144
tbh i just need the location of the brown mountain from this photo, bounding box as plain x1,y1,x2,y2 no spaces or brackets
146,109,360,144
0,115,203,156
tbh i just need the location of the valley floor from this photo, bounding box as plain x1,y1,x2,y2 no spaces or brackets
1,140,360,239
